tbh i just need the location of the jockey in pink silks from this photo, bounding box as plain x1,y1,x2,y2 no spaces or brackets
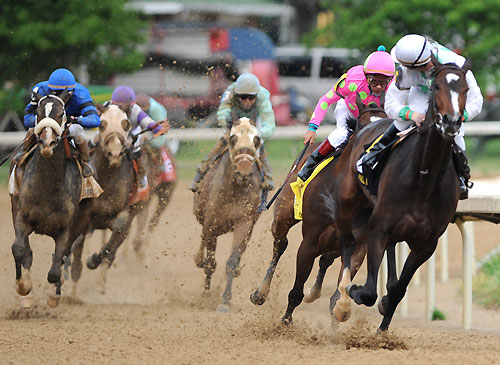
297,46,395,181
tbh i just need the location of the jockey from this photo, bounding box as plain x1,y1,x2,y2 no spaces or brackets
297,46,395,181
105,86,169,197
191,73,276,193
24,68,100,177
357,34,483,199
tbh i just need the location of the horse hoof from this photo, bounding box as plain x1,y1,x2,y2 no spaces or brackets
249,291,266,306
303,288,321,303
47,293,61,308
378,295,389,316
332,302,351,322
216,304,230,313
281,315,292,326
16,280,32,296
86,254,101,270
20,296,33,308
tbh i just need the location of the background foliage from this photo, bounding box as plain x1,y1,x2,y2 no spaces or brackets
0,0,146,114
303,0,500,89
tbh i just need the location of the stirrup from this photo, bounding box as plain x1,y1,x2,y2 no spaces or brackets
81,161,95,178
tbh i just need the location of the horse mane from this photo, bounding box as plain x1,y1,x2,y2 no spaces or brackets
346,116,357,131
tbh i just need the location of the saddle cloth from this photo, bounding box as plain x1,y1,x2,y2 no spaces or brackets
290,156,335,220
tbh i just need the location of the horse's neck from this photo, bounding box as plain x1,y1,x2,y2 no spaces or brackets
411,125,452,199
31,144,68,179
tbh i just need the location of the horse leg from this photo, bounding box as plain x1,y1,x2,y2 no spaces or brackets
87,210,130,270
70,234,86,298
281,238,319,325
148,182,174,232
12,218,33,297
331,232,357,322
330,242,366,320
47,230,71,307
348,231,387,307
132,203,150,263
250,208,297,305
378,239,438,331
219,224,253,312
202,233,217,295
304,251,335,303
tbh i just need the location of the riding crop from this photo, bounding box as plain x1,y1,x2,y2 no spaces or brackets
265,141,310,210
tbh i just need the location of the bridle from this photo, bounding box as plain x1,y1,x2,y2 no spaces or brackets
424,64,468,137
35,94,68,144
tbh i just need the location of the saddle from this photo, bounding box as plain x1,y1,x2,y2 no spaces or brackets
290,153,339,220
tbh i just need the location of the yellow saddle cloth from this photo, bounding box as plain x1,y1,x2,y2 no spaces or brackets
290,156,335,220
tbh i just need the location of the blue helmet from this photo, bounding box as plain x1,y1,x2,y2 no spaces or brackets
48,68,76,90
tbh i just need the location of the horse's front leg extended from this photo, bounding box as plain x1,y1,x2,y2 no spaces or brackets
378,239,438,331
87,210,130,270
250,237,288,306
219,223,253,311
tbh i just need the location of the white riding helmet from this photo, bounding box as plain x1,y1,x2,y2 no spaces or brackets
234,73,260,95
391,34,432,67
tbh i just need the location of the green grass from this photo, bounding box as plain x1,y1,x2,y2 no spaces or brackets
431,308,447,321
473,252,500,309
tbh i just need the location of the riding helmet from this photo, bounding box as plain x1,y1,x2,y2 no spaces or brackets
391,34,432,67
112,85,136,104
48,68,76,90
363,45,395,76
234,74,260,95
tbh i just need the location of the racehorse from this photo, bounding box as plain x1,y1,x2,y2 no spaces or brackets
10,90,81,307
249,96,387,324
193,117,263,312
128,141,176,261
332,55,470,331
68,104,147,294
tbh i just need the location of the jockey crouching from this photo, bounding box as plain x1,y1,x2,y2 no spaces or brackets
107,86,169,203
23,68,100,177
297,46,395,181
191,73,276,201
357,34,483,199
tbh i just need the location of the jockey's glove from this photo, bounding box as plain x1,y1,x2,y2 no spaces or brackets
68,115,81,124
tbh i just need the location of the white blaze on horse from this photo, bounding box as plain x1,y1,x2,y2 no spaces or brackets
193,117,263,312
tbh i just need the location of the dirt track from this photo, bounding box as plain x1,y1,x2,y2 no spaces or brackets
1,181,500,364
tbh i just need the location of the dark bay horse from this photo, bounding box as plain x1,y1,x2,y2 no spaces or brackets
250,98,387,316
332,56,471,331
68,104,148,294
10,91,81,307
193,117,263,312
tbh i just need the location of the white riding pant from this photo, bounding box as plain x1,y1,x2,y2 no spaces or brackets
327,102,354,148
68,124,85,143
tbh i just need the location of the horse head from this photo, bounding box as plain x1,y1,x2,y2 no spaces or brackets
427,54,470,139
34,89,71,157
228,117,261,176
97,104,131,167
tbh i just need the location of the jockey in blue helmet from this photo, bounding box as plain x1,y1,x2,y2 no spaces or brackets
24,68,101,177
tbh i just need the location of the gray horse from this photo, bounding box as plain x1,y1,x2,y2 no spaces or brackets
193,117,263,312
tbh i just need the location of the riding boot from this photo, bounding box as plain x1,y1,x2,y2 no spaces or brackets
13,129,36,164
359,122,400,170
190,136,227,193
453,146,472,200
75,138,95,178
297,139,335,181
259,145,274,191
